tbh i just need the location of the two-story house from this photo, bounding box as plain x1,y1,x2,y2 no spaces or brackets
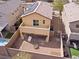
62,2,79,47
19,1,52,42
0,1,64,59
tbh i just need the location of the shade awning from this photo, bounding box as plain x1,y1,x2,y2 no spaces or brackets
0,22,8,32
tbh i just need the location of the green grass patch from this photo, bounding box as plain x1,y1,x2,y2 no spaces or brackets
5,32,13,39
70,48,79,56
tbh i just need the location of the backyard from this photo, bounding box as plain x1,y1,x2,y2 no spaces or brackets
70,48,79,56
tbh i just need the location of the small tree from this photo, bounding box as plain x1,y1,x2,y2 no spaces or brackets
53,0,64,15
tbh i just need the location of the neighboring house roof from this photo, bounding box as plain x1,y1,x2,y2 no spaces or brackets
0,12,8,32
0,23,8,32
0,0,22,26
62,12,71,37
62,2,79,38
0,17,8,32
64,2,79,23
0,0,22,15
21,1,53,19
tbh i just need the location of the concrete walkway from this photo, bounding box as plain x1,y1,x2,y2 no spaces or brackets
19,41,61,57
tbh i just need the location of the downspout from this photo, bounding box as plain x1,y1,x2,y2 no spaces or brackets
60,32,64,57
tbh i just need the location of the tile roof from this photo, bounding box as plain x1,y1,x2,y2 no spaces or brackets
62,2,79,37
0,0,22,15
64,2,79,22
0,18,8,32
36,1,52,19
0,0,22,31
22,1,53,20
0,12,8,32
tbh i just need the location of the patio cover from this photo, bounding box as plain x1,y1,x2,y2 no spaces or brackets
0,20,8,32
0,12,8,32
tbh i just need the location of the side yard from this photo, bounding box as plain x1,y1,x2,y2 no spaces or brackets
70,48,79,56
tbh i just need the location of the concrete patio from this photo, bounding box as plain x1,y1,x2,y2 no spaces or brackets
10,32,63,57
19,40,61,57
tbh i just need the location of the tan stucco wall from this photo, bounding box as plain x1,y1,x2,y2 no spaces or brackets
7,48,64,59
6,29,20,47
22,12,51,28
20,26,50,36
20,13,51,42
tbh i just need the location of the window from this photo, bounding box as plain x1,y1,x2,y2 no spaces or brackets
33,20,39,26
76,24,79,28
43,20,45,24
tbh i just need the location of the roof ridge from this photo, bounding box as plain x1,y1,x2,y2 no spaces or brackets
21,1,52,20
33,1,42,12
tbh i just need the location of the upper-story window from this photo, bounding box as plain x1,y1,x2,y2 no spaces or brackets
76,24,79,28
43,20,45,24
33,20,39,26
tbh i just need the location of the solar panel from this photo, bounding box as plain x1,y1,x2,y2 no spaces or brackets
28,2,38,10
25,2,38,14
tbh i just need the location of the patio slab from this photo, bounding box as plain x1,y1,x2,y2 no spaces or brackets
19,41,61,57
9,32,63,57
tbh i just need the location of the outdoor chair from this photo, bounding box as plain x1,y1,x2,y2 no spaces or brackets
34,43,39,49
28,36,32,42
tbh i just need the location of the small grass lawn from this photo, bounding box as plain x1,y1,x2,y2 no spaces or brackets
2,30,14,39
70,48,79,56
5,32,13,39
